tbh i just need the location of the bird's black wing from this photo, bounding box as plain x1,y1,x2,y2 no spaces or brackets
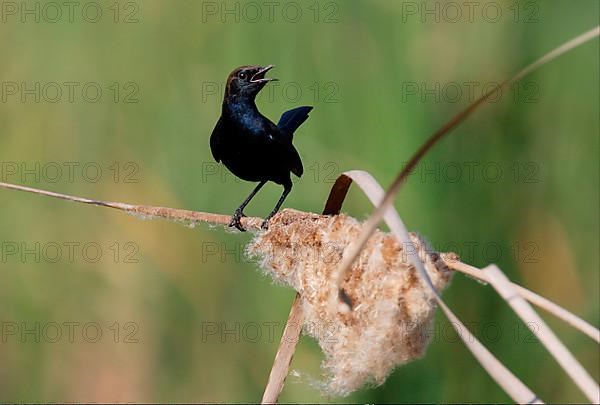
277,106,313,138
210,117,225,162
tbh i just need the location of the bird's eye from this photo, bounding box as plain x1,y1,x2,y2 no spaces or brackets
239,72,247,80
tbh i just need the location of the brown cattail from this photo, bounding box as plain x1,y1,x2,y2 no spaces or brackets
248,209,454,395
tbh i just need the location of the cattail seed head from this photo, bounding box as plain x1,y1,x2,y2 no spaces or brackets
248,209,454,395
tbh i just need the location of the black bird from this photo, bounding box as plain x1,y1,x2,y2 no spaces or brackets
210,65,312,231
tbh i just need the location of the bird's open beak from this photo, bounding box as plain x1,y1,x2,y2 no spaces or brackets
251,65,278,83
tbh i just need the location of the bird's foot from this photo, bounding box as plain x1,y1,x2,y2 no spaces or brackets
261,212,276,230
229,209,247,232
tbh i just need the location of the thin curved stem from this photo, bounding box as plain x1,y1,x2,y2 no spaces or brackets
333,27,600,299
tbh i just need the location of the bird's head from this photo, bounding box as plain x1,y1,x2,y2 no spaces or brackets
225,65,277,100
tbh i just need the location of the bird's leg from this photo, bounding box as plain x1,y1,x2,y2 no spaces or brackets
229,181,267,231
261,182,292,230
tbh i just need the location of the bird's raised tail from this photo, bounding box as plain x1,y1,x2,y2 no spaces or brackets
277,106,313,138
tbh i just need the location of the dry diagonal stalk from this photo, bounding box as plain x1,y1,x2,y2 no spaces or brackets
0,181,263,229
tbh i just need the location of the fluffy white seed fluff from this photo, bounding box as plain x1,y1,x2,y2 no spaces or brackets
247,209,454,396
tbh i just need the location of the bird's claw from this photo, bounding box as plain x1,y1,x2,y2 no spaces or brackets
229,210,246,232
261,212,276,230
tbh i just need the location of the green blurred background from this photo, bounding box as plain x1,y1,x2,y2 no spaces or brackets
0,0,598,402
